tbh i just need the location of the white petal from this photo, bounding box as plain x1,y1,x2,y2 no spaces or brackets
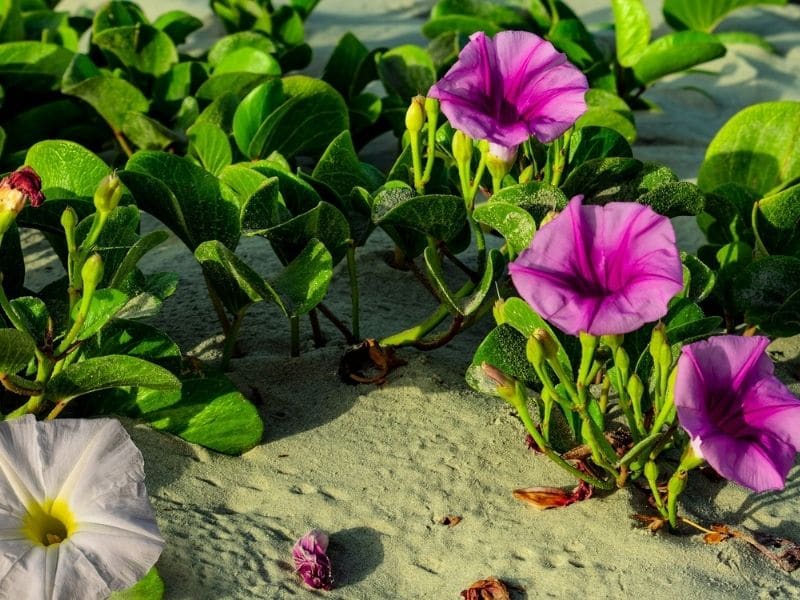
0,415,45,505
0,544,47,599
53,539,111,600
69,530,163,592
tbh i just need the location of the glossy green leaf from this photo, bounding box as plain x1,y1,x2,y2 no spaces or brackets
0,328,35,375
83,319,182,374
636,181,705,217
9,297,48,343
680,252,716,302
577,89,636,143
373,191,466,243
715,31,775,52
247,75,349,160
195,239,279,316
491,182,568,224
70,288,128,341
45,355,180,404
473,202,535,257
76,205,141,287
195,72,269,102
271,238,333,316
240,177,288,232
213,47,281,76
561,157,643,199
663,0,787,32
322,32,368,98
0,42,73,92
124,376,263,455
377,45,435,101
25,140,109,197
116,271,179,320
122,151,241,251
110,567,164,600
612,0,651,67
568,126,632,166
92,1,146,35
232,79,285,157
755,183,800,255
208,32,276,66
633,31,725,84
188,121,231,176
422,15,500,38
249,201,350,263
698,101,800,196
248,163,322,215
63,75,150,131
93,24,178,77
311,131,383,198
153,10,203,44
122,112,180,150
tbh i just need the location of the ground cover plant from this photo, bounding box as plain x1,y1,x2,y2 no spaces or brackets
0,0,798,595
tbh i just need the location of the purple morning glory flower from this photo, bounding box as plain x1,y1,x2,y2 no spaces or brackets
427,31,588,148
508,196,683,336
292,529,333,590
674,335,800,493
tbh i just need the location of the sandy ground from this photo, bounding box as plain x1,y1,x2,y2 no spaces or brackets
21,0,800,598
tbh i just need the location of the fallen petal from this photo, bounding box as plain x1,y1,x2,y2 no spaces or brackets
513,487,576,510
292,529,333,590
460,576,511,600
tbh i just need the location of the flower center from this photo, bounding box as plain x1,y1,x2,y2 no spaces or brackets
21,498,76,546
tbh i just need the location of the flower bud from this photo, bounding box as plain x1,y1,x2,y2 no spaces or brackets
485,142,518,185
93,173,123,215
0,167,44,234
81,253,104,293
526,336,545,368
649,323,668,361
292,529,333,590
627,373,644,405
481,362,515,395
615,347,630,376
644,460,659,483
451,130,473,166
405,95,426,133
518,164,534,184
424,96,439,124
61,206,77,235
532,328,559,360
601,334,623,351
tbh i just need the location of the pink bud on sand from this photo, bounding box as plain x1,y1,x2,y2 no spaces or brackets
292,529,333,590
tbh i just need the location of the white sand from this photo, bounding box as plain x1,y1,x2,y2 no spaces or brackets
22,0,800,597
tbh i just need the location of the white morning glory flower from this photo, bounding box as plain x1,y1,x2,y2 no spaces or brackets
0,415,164,599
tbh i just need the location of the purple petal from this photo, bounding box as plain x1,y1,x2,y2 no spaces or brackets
292,529,333,590
509,196,682,336
428,30,587,146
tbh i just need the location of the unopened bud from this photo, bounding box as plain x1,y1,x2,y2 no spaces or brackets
481,362,514,393
0,167,44,233
526,336,545,368
615,347,630,376
94,173,122,214
423,96,439,124
452,130,473,166
601,334,623,351
518,164,534,184
644,460,659,483
485,142,517,184
405,96,426,133
532,328,559,360
649,323,668,361
61,206,77,234
627,373,644,405
81,253,104,292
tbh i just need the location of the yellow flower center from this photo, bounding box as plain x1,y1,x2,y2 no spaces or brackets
21,499,77,546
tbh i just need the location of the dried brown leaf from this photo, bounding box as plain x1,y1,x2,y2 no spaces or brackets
439,515,462,527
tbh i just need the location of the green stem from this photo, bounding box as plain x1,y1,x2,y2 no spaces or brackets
0,274,28,334
205,274,231,336
346,243,360,340
289,315,300,357
221,311,245,371
467,153,488,204
422,124,437,185
410,130,425,194
549,129,572,188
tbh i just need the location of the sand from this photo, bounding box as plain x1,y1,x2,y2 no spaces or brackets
21,0,800,597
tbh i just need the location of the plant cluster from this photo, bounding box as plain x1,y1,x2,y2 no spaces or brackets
0,0,798,595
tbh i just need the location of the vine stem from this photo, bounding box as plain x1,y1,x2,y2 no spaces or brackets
346,243,360,340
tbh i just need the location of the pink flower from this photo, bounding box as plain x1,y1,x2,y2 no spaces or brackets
427,31,588,148
508,196,683,336
675,335,800,493
292,529,333,590
3,166,44,208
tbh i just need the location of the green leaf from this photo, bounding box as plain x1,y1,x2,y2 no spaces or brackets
232,79,285,157
633,31,726,84
491,182,568,224
116,271,178,320
247,75,349,160
698,101,800,196
63,75,150,131
76,205,141,287
422,15,500,39
93,24,177,77
715,31,776,53
249,201,350,263
25,140,109,197
70,288,128,341
109,567,164,600
470,324,538,387
271,238,333,316
188,121,231,176
0,0,23,42
755,183,800,255
208,32,276,67
0,41,73,92
373,192,466,243
83,319,182,374
122,151,241,251
611,0,651,67
636,181,705,217
123,376,263,454
473,202,535,257
376,45,435,101
121,112,180,150
663,0,787,32
9,297,48,343
240,177,288,232
152,10,203,44
311,130,383,197
561,157,643,199
213,47,280,76
92,1,146,35
248,163,322,215
577,89,636,143
0,224,23,298
195,72,269,102
0,328,35,375
568,126,632,166
322,32,368,98
733,256,800,336
680,252,715,302
195,240,280,316
45,355,180,404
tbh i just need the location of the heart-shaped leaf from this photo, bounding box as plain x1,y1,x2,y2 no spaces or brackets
373,191,466,243
376,45,435,101
470,324,538,387
473,202,536,257
25,140,109,198
271,238,333,316
63,75,150,131
232,79,285,157
491,182,568,224
561,157,643,199
0,328,35,375
70,288,129,341
311,131,384,198
636,181,705,217
755,183,800,255
110,567,164,600
733,256,800,336
93,24,178,77
122,151,241,251
188,121,232,176
680,252,716,302
698,101,800,196
0,42,73,92
663,0,787,32
577,89,637,143
45,355,180,404
83,318,182,374
153,10,203,44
